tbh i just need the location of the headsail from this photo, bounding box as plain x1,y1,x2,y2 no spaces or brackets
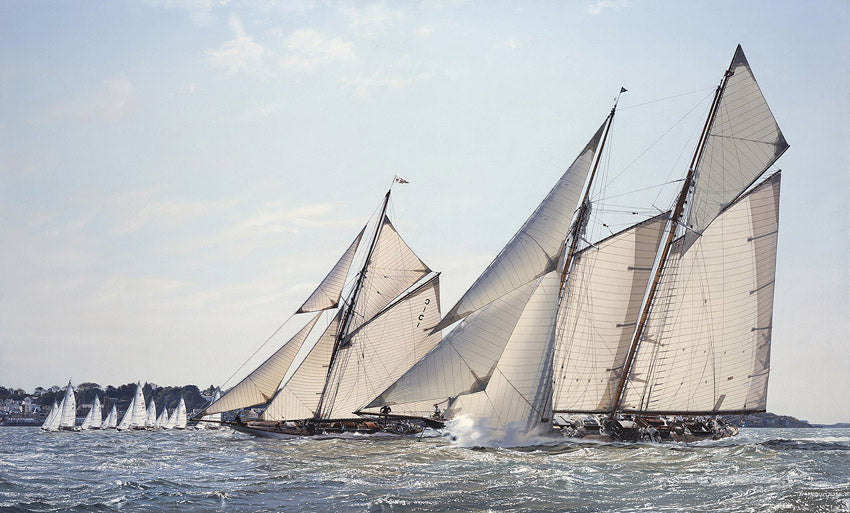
260,313,341,421
368,277,539,408
446,271,562,434
619,173,780,413
297,228,365,313
203,313,321,415
434,121,607,331
683,45,788,252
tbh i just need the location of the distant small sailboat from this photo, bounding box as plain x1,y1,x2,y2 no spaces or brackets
41,399,61,431
155,404,169,428
165,396,187,430
80,395,102,430
56,381,77,431
117,382,147,431
145,398,158,429
104,404,118,429
195,388,222,429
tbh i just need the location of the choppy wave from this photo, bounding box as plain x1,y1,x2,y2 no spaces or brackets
0,427,847,512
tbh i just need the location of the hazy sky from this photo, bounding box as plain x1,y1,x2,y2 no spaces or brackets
1,0,848,424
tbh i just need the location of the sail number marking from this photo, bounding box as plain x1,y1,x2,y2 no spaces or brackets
416,298,431,328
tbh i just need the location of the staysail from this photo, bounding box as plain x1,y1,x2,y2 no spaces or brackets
260,313,341,421
552,214,669,413
619,173,780,413
446,271,562,433
297,228,365,313
204,314,321,415
433,121,607,331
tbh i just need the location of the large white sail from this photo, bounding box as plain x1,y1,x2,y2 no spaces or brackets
434,121,606,331
552,214,668,413
682,45,788,252
261,314,340,421
320,276,442,419
297,228,365,314
446,272,561,435
41,400,61,431
348,217,431,333
81,395,102,430
58,381,76,430
145,398,158,428
368,277,540,409
204,314,321,415
620,173,781,413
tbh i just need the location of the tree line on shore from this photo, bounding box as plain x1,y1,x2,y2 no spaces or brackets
0,383,216,414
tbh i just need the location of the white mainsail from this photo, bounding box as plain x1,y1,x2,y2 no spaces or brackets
58,381,77,430
552,214,669,413
41,400,61,431
321,275,442,419
145,398,158,428
433,121,607,331
81,395,103,430
620,173,781,413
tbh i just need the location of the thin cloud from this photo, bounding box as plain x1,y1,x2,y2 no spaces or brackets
282,29,355,72
586,0,628,15
51,76,136,122
206,15,270,76
341,3,404,38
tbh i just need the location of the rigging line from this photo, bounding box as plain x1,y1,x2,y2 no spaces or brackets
603,90,716,190
619,87,716,110
220,311,298,389
595,179,685,202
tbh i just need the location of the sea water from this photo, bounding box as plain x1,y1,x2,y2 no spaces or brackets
0,427,847,512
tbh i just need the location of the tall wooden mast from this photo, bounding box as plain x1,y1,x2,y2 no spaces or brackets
559,97,620,292
315,188,392,418
609,67,734,416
